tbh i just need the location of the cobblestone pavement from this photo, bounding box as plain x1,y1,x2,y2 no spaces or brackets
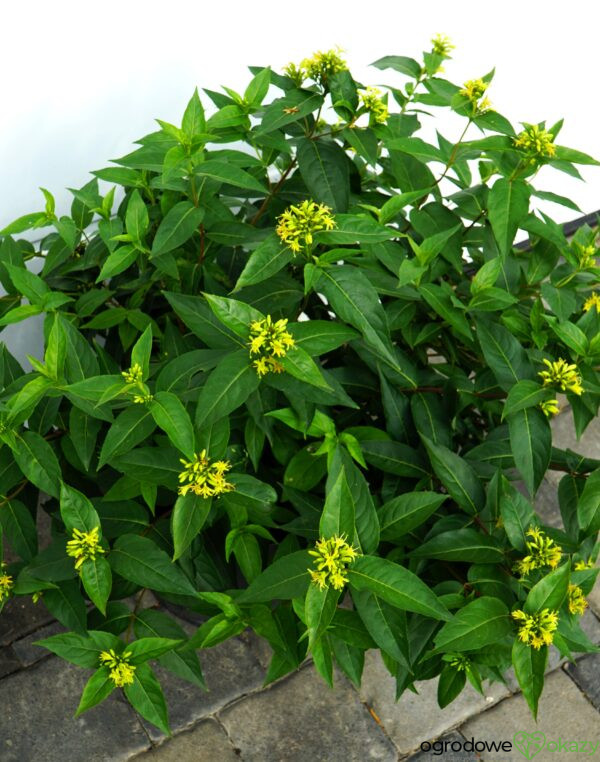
1,409,599,762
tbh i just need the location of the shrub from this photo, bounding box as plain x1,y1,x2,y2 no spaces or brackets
0,37,599,729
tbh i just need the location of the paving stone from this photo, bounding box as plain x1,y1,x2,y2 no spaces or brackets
0,656,151,762
405,730,478,762
219,663,396,762
358,650,509,756
0,646,20,678
12,618,65,666
461,669,600,762
0,595,55,646
138,615,265,741
132,718,239,761
564,653,600,711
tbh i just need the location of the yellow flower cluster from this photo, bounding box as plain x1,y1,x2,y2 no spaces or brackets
66,527,105,571
276,199,336,254
448,653,470,671
583,292,600,312
99,649,136,687
308,534,359,591
291,47,348,85
513,124,556,162
0,563,13,604
574,558,595,571
513,527,562,577
359,86,389,124
459,79,491,114
132,392,154,404
567,584,588,616
248,315,295,377
539,398,560,418
178,449,233,498
539,358,583,396
575,244,597,270
122,363,143,384
512,608,558,649
431,34,455,57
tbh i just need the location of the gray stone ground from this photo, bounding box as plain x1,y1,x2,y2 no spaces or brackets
1,408,600,762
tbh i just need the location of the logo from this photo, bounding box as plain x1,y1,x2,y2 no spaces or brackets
514,731,546,759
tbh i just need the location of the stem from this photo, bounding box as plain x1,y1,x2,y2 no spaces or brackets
249,159,297,226
436,119,472,186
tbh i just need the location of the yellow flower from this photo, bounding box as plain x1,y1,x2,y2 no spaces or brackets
513,526,562,577
574,558,595,571
276,199,336,254
248,315,296,377
448,654,470,671
66,527,104,571
431,34,455,57
132,392,154,404
513,123,556,163
539,399,560,418
359,86,389,124
460,79,488,102
512,608,558,649
283,62,305,86
0,564,14,604
99,649,136,687
538,358,583,396
122,363,143,384
583,292,600,312
299,47,347,84
308,534,359,591
567,584,588,616
575,244,597,270
178,449,234,498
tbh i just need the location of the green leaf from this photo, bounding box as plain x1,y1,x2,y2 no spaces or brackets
171,493,212,561
76,668,114,716
234,233,294,290
35,632,102,668
379,492,447,540
475,319,533,391
244,67,271,106
109,534,198,596
348,555,451,620
438,664,467,709
181,88,206,137
151,201,204,257
361,440,427,478
81,556,112,615
577,469,600,535
503,380,550,419
278,346,331,391
195,350,260,428
43,579,87,633
163,292,240,348
487,178,531,256
411,528,504,563
96,245,138,282
305,584,340,648
434,597,511,651
237,550,311,603
290,320,359,355
507,407,551,496
512,640,547,719
258,90,323,134
553,145,600,165
351,589,410,667
126,637,182,665
11,431,61,498
499,482,535,552
60,483,101,534
124,662,170,736
150,392,195,458
525,562,570,614
98,405,156,469
370,55,421,78
314,214,394,245
320,466,355,539
195,160,266,193
0,499,37,561
422,437,485,514
131,324,153,380
297,138,350,213
125,190,149,243
203,292,262,339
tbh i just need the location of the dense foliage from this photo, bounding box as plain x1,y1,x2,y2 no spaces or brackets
1,37,599,729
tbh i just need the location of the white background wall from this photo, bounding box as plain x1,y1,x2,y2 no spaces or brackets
1,1,599,229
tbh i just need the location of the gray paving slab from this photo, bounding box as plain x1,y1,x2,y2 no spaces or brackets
219,663,397,762
12,618,65,666
405,730,478,762
358,650,509,756
564,653,600,711
132,718,239,761
0,595,55,646
0,656,151,762
0,645,20,678
138,616,265,742
461,669,600,762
